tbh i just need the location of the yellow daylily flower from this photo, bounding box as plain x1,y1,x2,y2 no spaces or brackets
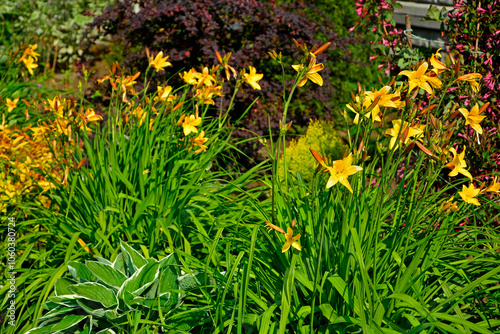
325,153,363,193
155,85,175,102
385,119,425,150
243,66,264,90
399,62,441,95
440,196,459,214
6,98,19,113
264,221,302,252
364,86,405,123
190,130,209,153
429,48,447,74
54,118,72,137
132,104,146,126
346,95,363,125
19,44,40,62
196,67,216,87
38,180,57,193
149,51,172,72
178,114,202,136
484,176,500,194
292,56,324,87
181,68,200,85
445,146,472,181
82,108,103,124
456,73,482,93
459,184,480,206
195,85,222,105
282,227,301,252
46,96,65,118
30,125,51,142
22,56,38,75
459,103,486,135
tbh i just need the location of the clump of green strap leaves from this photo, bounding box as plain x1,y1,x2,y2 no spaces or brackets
26,241,210,333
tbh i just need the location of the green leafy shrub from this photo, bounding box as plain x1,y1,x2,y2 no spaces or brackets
0,0,113,70
281,119,346,183
26,241,208,333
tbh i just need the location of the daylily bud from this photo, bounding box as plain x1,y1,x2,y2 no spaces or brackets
415,141,434,157
430,114,438,129
479,102,490,114
312,42,331,56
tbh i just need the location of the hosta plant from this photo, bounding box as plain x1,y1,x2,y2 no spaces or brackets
26,241,209,334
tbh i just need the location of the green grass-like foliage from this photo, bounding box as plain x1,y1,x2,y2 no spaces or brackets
26,241,207,333
281,119,346,183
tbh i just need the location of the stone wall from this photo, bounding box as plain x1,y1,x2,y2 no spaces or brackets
394,0,454,50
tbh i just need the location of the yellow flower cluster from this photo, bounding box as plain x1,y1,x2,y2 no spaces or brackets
44,96,102,137
0,124,66,212
176,113,209,154
343,47,497,207
180,67,223,105
18,44,40,76
97,63,141,103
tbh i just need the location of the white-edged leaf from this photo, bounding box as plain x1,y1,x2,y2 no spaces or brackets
119,260,160,297
120,241,147,273
68,261,97,282
49,314,87,332
86,261,128,288
68,282,118,308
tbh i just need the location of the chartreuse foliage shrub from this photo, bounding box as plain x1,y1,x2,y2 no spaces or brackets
25,241,208,333
81,0,374,155
280,119,345,183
